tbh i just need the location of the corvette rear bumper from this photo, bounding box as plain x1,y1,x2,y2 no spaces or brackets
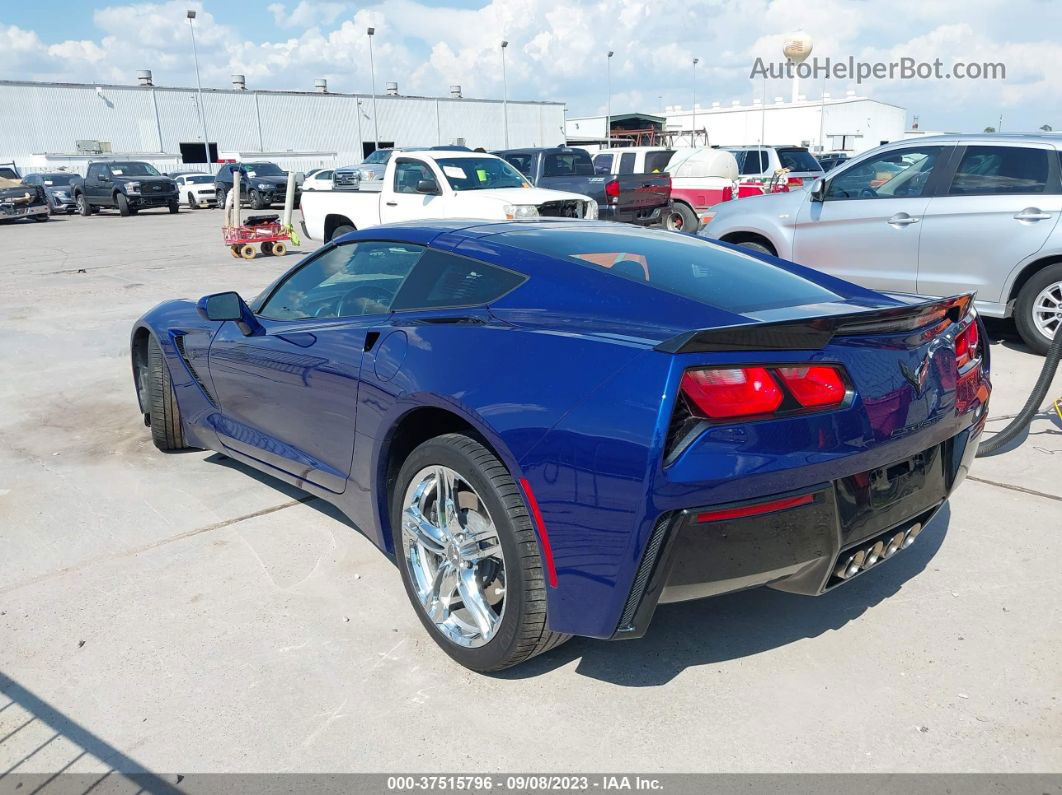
610,422,983,640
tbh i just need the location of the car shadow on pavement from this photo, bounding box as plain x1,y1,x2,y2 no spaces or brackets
0,672,181,793
499,504,951,687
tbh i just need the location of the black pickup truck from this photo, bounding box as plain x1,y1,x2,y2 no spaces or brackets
72,161,179,216
494,146,671,226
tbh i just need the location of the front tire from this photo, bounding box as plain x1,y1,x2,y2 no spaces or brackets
168,199,180,214
187,192,198,209
77,195,94,216
249,189,266,210
144,336,188,451
391,433,569,672
116,193,131,217
1015,263,1062,355
31,213,49,222
735,239,773,255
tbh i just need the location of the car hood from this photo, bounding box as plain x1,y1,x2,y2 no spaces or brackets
245,175,288,186
708,188,806,224
473,187,592,205
115,175,174,186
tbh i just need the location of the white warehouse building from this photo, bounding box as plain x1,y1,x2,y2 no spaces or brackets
567,94,908,156
0,75,566,175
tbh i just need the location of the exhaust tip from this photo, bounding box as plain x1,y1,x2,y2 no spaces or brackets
902,523,923,549
834,555,854,580
863,541,885,568
884,531,906,559
845,550,866,578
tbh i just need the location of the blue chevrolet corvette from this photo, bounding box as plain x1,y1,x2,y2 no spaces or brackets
131,220,991,671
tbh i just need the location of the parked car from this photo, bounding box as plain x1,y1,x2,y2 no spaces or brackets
214,162,297,210
334,146,472,190
172,173,218,209
494,146,672,227
22,172,79,214
723,145,825,186
1,166,50,223
586,146,677,227
704,134,1062,353
72,161,179,216
816,152,850,172
302,168,334,191
130,219,990,671
300,150,597,242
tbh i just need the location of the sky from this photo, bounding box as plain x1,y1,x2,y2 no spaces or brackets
1,0,1060,133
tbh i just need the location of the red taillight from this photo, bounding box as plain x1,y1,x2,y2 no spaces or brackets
696,494,814,523
721,185,733,202
680,367,783,420
775,366,847,408
787,177,804,188
605,179,620,199
955,320,980,369
680,365,849,421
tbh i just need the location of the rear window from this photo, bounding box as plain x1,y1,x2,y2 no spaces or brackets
543,151,594,177
504,154,534,176
498,227,841,313
777,148,822,172
618,152,636,174
643,150,673,173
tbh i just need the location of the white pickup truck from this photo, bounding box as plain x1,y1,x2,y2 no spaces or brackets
299,150,598,242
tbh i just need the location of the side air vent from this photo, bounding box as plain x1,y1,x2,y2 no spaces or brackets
615,513,675,634
173,334,217,408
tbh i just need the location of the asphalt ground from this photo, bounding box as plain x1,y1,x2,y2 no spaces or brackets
1,207,1059,777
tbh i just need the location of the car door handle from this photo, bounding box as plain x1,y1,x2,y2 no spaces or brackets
887,213,919,226
1014,209,1052,221
385,201,398,206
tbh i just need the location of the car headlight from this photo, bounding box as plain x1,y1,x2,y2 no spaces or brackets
126,181,141,193
584,201,598,220
54,191,69,199
257,182,270,190
504,204,539,220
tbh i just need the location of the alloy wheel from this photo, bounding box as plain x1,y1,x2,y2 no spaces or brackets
1032,280,1062,340
401,465,506,648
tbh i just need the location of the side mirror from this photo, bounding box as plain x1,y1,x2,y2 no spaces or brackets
416,178,439,194
196,291,261,336
810,178,826,202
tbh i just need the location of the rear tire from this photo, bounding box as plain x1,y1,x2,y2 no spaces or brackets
271,241,286,257
391,433,570,672
116,193,131,217
145,336,188,451
330,223,355,242
665,202,699,233
1015,263,1062,355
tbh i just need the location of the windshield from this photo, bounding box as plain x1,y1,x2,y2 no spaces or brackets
186,175,213,184
364,150,392,165
108,162,161,177
436,157,529,191
244,162,284,176
778,148,822,172
42,174,76,186
499,226,841,314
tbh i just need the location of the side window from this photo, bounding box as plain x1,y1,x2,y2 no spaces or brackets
643,150,673,173
505,155,534,176
592,153,613,175
826,146,944,200
391,249,526,311
948,146,1049,196
320,170,333,180
394,159,435,194
543,152,595,177
618,152,636,174
740,151,764,175
259,241,423,321
87,165,102,179
23,175,38,185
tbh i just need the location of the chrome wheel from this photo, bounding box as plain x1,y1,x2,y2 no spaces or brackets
1032,280,1062,340
401,465,506,648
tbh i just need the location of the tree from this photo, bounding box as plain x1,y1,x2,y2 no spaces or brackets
1041,124,1053,132
983,126,996,133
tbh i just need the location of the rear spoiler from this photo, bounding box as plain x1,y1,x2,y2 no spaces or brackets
654,294,973,354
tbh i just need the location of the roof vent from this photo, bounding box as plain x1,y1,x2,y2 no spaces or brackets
232,74,246,90
315,78,328,93
386,81,399,95
449,84,462,99
137,70,153,87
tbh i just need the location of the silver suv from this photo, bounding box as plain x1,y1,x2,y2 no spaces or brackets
705,134,1062,353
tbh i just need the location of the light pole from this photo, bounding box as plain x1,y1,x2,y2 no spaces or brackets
367,26,380,153
500,40,509,149
186,10,211,171
606,50,613,149
691,57,699,147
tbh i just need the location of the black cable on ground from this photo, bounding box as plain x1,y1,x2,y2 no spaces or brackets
976,330,1062,457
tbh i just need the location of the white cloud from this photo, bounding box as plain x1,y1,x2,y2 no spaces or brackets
4,0,1061,131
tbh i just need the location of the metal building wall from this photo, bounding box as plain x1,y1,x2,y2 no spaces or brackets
0,80,566,172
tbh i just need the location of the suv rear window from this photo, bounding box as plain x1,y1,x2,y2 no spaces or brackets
499,227,841,313
777,148,822,172
643,150,673,173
